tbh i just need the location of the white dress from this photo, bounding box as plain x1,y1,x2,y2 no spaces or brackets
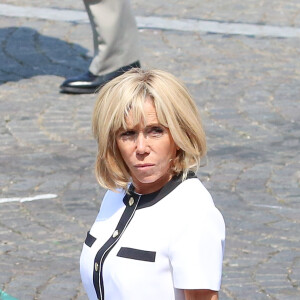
80,174,225,300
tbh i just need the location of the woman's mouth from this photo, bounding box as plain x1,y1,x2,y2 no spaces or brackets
134,164,155,169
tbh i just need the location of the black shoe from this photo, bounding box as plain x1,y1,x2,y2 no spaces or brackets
60,61,141,94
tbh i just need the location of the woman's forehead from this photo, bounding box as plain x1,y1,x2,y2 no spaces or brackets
117,99,169,130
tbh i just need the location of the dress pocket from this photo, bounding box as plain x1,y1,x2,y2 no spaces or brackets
84,231,96,247
117,247,156,262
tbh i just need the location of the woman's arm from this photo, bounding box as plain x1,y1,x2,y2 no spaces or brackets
184,289,218,300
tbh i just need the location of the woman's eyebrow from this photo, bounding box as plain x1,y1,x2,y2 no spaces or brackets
144,123,162,128
119,123,163,132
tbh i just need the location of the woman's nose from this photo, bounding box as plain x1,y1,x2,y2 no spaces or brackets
136,132,149,154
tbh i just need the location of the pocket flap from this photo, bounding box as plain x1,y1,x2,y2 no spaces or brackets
84,231,96,247
117,247,156,262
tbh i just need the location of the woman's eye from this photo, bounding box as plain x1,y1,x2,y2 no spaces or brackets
120,130,136,139
148,126,164,137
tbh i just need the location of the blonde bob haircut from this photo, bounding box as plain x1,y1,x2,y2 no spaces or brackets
93,68,206,191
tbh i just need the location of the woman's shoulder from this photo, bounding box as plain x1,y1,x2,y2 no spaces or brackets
172,177,215,208
95,189,126,221
169,177,225,224
169,177,225,242
102,188,126,203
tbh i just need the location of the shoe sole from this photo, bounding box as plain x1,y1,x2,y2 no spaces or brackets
60,85,102,94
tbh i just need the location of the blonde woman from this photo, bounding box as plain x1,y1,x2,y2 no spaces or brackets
80,69,225,300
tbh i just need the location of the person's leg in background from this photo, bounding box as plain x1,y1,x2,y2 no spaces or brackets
60,0,140,94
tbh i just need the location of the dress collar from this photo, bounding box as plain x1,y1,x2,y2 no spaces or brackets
123,172,197,209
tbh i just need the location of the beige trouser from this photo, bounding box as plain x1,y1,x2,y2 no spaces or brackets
83,0,140,76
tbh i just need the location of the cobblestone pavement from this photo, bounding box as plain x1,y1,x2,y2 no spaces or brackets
0,1,300,299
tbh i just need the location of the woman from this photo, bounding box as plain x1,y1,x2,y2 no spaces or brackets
80,69,225,300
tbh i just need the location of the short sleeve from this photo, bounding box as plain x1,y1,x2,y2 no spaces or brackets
169,201,225,291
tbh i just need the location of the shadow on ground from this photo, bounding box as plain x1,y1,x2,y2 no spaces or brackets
0,27,91,84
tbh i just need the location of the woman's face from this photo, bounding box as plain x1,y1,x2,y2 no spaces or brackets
116,99,178,194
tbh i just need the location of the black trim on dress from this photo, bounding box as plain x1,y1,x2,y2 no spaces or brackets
93,192,141,300
125,172,197,209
